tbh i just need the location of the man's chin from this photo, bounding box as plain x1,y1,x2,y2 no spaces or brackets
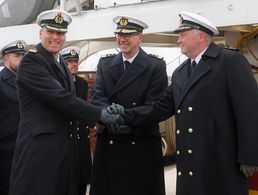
120,47,130,53
49,48,61,55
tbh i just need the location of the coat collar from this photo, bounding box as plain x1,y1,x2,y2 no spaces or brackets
36,43,67,78
36,43,74,92
36,43,56,64
173,43,221,108
109,48,149,96
1,67,16,89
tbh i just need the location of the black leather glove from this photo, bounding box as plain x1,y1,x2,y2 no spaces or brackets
117,114,125,125
107,123,132,135
107,103,124,115
240,164,258,177
100,108,120,124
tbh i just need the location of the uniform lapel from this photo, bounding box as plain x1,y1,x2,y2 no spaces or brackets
2,68,17,89
54,59,67,78
110,48,148,96
173,43,220,107
110,53,125,82
177,59,211,106
172,59,190,107
0,68,18,101
36,44,74,92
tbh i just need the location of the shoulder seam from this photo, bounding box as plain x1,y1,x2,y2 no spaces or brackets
148,53,164,60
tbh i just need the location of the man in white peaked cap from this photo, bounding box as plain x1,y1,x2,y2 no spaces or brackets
110,11,258,195
9,10,120,195
61,46,92,195
0,40,26,195
89,15,168,195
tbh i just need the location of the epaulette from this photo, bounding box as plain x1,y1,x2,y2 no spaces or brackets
148,53,164,60
28,48,38,53
101,53,116,58
224,48,240,52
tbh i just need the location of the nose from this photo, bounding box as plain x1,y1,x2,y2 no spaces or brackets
52,32,59,39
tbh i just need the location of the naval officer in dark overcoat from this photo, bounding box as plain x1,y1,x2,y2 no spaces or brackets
90,16,168,195
61,46,92,195
121,11,258,195
9,9,119,195
0,40,26,195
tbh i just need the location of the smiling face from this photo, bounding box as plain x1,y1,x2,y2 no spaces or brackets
177,29,211,59
115,33,143,59
39,28,66,57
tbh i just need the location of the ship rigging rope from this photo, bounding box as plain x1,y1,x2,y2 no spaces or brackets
237,26,258,72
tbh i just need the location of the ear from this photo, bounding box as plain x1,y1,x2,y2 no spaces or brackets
2,55,9,65
139,33,144,42
199,31,207,40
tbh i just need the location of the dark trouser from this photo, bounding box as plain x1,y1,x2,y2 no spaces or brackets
0,134,17,195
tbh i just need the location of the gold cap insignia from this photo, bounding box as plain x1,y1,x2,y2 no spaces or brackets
119,17,128,26
70,49,77,56
16,41,24,49
54,13,64,24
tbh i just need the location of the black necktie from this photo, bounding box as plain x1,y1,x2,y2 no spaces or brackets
124,60,131,70
188,60,197,77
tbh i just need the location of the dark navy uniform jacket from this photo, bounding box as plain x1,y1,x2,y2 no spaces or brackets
9,43,101,195
90,48,168,195
0,67,19,195
0,67,19,138
126,43,258,195
73,75,92,186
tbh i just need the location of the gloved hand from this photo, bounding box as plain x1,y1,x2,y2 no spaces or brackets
106,103,124,115
117,114,125,125
100,108,120,125
240,164,258,177
107,123,132,135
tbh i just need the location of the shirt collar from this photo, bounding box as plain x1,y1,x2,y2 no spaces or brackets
122,50,139,63
192,47,208,64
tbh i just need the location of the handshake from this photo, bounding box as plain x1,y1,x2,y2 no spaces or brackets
99,104,131,134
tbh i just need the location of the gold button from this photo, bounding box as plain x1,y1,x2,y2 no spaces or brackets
176,130,180,134
70,134,73,138
189,171,193,176
188,128,193,133
188,149,193,154
70,121,73,125
109,140,114,144
176,150,180,155
132,102,136,106
188,107,193,112
76,127,79,130
131,141,136,145
178,171,182,176
87,135,90,138
177,109,181,114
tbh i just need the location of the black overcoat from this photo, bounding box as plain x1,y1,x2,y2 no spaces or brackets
0,68,19,195
90,48,168,195
73,76,92,186
0,68,19,138
126,43,258,195
9,43,101,195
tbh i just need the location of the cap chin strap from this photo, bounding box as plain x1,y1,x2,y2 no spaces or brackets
42,25,68,33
